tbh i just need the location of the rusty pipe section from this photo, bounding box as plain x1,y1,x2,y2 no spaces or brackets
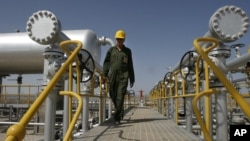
172,5,249,72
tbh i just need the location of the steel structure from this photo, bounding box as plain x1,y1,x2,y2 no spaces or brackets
1,10,115,141
150,5,250,141
1,5,250,141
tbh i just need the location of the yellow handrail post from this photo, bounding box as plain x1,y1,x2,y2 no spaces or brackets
192,37,250,141
99,76,103,123
5,40,83,141
192,89,217,141
204,62,212,134
194,38,250,118
62,40,82,141
60,91,82,141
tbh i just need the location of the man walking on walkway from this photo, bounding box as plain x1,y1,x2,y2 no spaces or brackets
103,29,135,125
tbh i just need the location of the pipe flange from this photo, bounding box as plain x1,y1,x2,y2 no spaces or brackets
209,5,249,43
208,45,231,58
26,10,60,45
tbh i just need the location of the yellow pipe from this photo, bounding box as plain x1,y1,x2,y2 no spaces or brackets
60,91,82,141
194,37,250,118
192,89,217,141
99,77,103,123
68,65,73,141
5,40,82,141
175,98,178,124
204,62,211,132
195,55,212,132
63,41,83,141
63,44,81,141
182,78,186,96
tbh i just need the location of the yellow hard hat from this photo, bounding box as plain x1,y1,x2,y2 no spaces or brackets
115,30,126,39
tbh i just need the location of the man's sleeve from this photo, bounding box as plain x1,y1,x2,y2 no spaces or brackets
128,50,135,83
103,48,112,77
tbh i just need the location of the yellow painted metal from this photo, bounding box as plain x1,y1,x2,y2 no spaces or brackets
161,81,166,115
99,76,103,123
204,62,211,133
0,84,41,105
60,40,82,141
192,37,250,141
192,89,217,141
59,91,82,141
181,79,186,96
5,124,26,141
195,54,212,135
175,97,178,125
195,54,217,141
5,40,83,141
147,38,250,141
67,51,73,141
195,54,213,134
194,37,250,118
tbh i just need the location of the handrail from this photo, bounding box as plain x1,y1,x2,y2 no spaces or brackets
194,37,250,118
191,38,220,141
60,40,82,141
0,84,41,106
60,41,82,141
192,89,218,141
5,40,83,141
192,37,250,141
59,91,82,141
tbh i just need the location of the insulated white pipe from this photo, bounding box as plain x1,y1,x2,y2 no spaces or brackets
226,53,250,71
171,5,249,73
0,30,102,74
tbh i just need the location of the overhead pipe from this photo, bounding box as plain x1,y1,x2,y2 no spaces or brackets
226,53,250,71
171,5,249,72
0,10,115,75
25,10,102,140
99,36,115,47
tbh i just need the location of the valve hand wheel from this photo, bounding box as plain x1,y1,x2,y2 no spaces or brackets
163,72,174,88
179,51,203,82
73,49,95,82
230,43,245,48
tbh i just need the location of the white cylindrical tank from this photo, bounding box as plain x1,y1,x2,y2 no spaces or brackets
0,29,101,74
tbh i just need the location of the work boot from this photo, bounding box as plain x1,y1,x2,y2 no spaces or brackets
114,120,121,125
120,108,124,120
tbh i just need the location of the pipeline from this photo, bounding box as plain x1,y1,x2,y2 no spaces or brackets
150,5,250,141
172,5,249,72
0,10,115,75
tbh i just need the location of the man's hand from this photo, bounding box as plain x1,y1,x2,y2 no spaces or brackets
102,76,107,84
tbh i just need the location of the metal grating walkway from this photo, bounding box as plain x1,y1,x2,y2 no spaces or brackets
74,107,204,141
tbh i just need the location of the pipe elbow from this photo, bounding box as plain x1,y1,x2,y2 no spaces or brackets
99,36,115,47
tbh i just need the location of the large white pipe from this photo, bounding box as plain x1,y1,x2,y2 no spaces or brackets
171,5,249,72
0,29,102,74
226,53,250,71
0,32,44,74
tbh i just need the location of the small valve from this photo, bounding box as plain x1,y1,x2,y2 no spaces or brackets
230,43,245,58
73,49,95,83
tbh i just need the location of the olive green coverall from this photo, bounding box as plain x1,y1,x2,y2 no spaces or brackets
103,46,135,122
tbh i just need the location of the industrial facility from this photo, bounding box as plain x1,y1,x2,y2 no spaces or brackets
0,4,250,141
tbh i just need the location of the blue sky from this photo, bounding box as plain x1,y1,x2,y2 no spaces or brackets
1,0,250,95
